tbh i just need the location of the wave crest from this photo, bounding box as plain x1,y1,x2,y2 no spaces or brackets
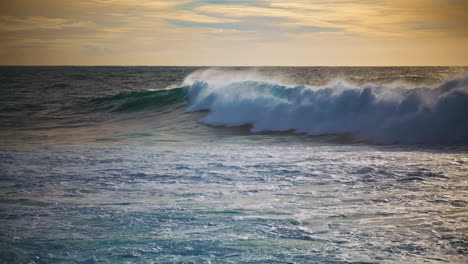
184,71,468,144
88,88,186,112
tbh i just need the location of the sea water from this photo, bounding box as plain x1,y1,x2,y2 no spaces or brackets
1,66,467,263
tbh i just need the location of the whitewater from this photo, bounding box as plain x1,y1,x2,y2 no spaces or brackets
1,66,467,263
184,69,468,144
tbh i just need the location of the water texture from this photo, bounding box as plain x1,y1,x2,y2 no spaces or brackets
0,66,467,263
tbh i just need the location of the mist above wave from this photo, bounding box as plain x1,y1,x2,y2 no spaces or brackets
183,69,468,144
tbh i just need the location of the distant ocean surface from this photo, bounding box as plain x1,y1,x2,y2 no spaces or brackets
1,66,467,263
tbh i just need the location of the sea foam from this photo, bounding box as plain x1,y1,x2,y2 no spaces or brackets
183,69,468,144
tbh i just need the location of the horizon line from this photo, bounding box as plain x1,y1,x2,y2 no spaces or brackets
1,65,468,67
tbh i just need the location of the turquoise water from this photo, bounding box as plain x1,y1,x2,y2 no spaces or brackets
1,67,468,263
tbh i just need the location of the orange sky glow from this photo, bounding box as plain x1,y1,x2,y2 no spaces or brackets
0,0,467,66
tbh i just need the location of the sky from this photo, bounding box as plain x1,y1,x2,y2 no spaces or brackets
0,0,467,66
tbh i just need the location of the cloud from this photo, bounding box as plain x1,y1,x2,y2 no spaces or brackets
0,0,466,65
168,17,341,34
0,16,94,32
167,19,240,30
176,0,263,10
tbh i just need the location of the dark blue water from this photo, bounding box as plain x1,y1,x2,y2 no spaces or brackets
1,66,468,263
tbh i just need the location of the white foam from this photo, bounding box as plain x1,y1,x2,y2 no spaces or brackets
183,69,468,144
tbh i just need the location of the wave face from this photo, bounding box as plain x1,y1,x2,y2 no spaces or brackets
184,70,468,144
87,88,186,112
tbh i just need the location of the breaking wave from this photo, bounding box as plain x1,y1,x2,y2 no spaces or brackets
183,70,468,144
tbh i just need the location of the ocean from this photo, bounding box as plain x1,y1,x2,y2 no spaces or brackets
1,66,467,263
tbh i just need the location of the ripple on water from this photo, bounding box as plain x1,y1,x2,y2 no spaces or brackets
0,145,467,263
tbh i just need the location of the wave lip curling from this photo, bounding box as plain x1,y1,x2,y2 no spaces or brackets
184,72,468,144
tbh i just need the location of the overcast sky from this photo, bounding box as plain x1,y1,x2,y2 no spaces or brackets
0,0,467,65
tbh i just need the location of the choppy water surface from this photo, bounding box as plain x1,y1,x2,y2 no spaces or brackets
1,66,468,263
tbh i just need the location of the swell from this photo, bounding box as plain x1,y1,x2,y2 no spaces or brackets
10,70,465,145
87,87,187,112
184,71,468,145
